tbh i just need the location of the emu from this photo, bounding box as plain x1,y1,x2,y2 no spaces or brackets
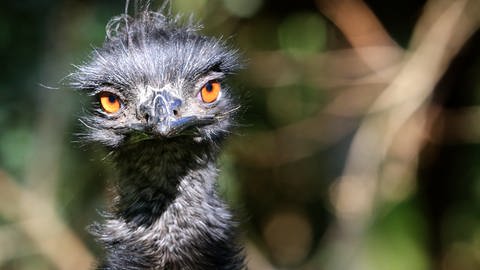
70,3,245,269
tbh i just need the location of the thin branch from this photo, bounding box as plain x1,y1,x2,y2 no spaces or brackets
322,0,479,269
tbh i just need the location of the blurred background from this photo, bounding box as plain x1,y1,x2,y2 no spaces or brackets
0,0,479,269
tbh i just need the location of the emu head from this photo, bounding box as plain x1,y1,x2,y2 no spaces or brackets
71,10,241,148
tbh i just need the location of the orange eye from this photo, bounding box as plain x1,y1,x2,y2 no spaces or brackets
99,92,121,113
200,81,221,103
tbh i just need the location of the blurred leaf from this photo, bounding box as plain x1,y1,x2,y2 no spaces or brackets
218,152,241,206
223,0,263,18
364,202,429,270
172,0,208,17
267,84,324,126
0,127,32,178
278,12,326,58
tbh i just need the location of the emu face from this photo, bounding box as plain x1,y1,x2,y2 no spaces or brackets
71,12,241,147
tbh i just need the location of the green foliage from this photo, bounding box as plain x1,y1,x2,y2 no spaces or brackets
278,12,326,58
365,202,428,270
0,125,32,179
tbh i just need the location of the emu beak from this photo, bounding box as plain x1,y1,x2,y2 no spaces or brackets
161,115,215,137
137,90,215,138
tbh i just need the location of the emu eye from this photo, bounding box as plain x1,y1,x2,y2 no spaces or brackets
200,81,221,103
99,92,121,113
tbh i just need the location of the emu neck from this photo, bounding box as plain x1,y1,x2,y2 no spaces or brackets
96,139,244,270
114,140,215,225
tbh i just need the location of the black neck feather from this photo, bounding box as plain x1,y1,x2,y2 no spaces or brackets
92,139,245,270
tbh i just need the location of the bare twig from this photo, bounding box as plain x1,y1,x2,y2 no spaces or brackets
322,0,479,269
316,0,403,71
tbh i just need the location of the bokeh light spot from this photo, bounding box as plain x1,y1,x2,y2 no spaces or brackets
278,12,326,58
262,210,313,266
223,0,263,18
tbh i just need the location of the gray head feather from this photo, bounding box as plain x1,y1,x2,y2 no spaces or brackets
70,8,241,147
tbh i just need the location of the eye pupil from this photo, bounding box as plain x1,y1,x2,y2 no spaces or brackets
108,95,116,103
205,82,213,92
